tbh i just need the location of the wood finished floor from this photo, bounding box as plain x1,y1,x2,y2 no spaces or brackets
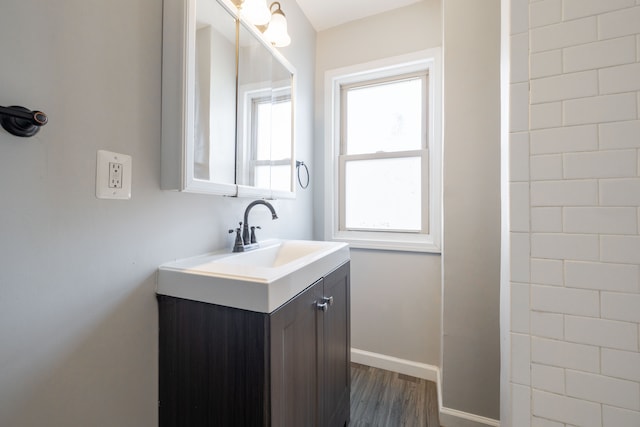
350,363,440,427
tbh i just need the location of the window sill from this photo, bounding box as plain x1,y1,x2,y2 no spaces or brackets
330,231,441,254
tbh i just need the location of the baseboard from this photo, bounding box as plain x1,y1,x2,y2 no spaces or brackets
350,348,439,383
440,407,500,427
351,348,500,427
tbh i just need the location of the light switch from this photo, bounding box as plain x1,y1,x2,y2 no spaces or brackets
96,150,132,199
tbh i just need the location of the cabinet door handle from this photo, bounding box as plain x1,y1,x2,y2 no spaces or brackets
317,296,333,312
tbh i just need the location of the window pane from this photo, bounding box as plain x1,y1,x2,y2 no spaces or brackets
271,164,291,192
344,157,421,231
270,99,291,160
346,78,422,155
254,165,270,189
255,102,272,160
255,98,291,161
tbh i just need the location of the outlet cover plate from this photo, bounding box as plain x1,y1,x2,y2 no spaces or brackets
96,150,132,199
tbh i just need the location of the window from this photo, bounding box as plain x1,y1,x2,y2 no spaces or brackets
237,85,293,194
324,49,442,252
249,93,292,191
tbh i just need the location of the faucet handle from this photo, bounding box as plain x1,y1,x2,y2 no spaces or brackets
249,226,261,244
229,227,244,252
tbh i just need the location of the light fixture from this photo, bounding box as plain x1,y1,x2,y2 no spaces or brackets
240,0,271,26
263,2,291,47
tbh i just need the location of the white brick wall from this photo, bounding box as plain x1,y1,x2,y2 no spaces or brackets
510,132,530,181
531,258,564,285
600,178,640,205
601,292,640,322
563,207,638,234
531,207,563,232
531,337,600,372
599,63,640,94
602,349,640,382
530,101,562,129
599,120,640,149
531,233,599,260
530,70,598,104
530,125,597,154
598,7,640,39
531,417,568,427
508,0,640,425
511,82,530,131
531,49,562,78
513,384,533,427
564,261,639,292
530,0,561,28
512,333,532,385
603,406,640,427
563,150,637,179
601,236,640,264
530,17,597,52
532,390,601,427
512,33,530,83
531,284,600,316
563,0,636,20
564,315,638,350
531,363,565,393
531,155,563,180
531,312,564,339
531,180,598,206
565,370,640,410
512,282,531,333
511,182,531,231
563,93,637,125
563,36,636,73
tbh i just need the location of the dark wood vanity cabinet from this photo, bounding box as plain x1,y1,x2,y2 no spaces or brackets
158,261,350,427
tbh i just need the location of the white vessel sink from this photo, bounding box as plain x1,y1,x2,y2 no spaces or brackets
157,239,350,313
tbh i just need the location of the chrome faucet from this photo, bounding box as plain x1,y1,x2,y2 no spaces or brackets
228,200,277,252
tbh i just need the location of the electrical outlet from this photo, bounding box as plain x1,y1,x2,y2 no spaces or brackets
109,162,123,189
96,150,132,199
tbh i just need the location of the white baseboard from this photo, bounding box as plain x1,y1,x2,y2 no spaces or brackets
350,348,500,427
440,407,500,427
350,348,439,383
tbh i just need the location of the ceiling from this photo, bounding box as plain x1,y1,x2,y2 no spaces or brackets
294,0,424,31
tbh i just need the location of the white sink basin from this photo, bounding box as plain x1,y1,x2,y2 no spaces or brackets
156,239,350,313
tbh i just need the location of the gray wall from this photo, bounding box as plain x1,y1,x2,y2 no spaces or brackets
0,0,315,426
314,2,503,422
441,0,502,422
314,0,444,367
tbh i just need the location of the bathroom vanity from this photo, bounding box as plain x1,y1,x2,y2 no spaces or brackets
156,240,350,427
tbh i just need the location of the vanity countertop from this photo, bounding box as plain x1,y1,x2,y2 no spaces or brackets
156,239,350,313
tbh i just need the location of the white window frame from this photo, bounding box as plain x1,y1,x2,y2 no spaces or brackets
237,83,293,193
247,91,292,187
324,49,442,253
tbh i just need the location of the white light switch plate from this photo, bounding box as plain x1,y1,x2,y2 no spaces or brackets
96,150,132,199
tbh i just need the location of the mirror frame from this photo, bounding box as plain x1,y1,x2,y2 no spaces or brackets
161,0,297,198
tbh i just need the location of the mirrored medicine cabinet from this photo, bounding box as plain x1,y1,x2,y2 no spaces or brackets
161,0,296,199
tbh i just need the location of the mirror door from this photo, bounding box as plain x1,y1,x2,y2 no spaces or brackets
161,0,296,198
236,18,294,197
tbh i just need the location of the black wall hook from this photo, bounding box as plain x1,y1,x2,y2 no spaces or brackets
0,105,48,137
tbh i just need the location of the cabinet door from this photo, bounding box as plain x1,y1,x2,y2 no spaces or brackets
270,279,322,427
319,262,351,427
158,296,270,427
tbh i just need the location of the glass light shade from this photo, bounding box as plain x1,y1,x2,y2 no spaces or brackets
264,11,291,47
241,0,271,26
